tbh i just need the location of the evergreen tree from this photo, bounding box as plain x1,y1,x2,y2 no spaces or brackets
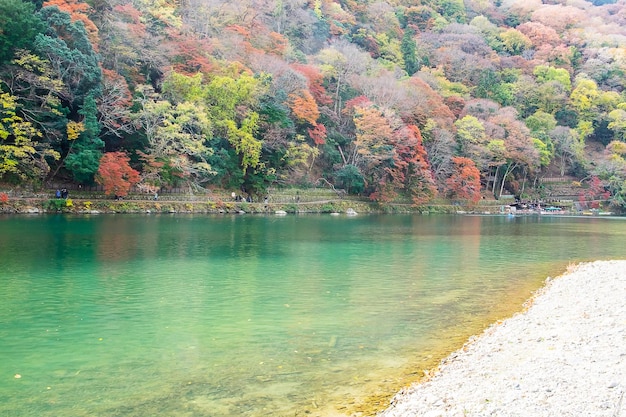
400,28,419,76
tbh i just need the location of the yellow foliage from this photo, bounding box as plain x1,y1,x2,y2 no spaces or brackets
67,121,85,141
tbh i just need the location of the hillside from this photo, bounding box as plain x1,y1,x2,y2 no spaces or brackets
1,0,626,210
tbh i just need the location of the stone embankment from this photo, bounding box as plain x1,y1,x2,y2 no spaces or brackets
379,260,626,417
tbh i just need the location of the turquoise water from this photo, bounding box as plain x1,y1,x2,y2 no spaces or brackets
1,214,626,416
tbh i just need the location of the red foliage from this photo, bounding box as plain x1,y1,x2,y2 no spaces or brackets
113,4,146,38
394,124,437,205
446,157,482,204
444,96,466,118
369,123,437,205
165,29,214,75
578,176,610,209
96,152,140,197
308,123,327,145
404,77,455,128
0,192,8,204
292,64,333,106
342,96,372,117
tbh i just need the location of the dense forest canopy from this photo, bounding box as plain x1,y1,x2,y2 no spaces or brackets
2,0,626,206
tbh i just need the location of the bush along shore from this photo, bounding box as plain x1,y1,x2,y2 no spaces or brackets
0,187,617,216
0,196,469,215
0,188,505,215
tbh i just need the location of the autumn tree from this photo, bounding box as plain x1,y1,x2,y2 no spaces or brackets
0,91,60,181
394,124,437,205
578,176,610,209
445,156,481,204
95,151,140,197
42,0,99,46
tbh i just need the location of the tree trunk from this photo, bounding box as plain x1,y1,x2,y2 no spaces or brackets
492,165,500,196
337,145,347,166
520,168,527,198
499,163,517,198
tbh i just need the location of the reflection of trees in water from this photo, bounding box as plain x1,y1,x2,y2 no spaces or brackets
95,217,142,262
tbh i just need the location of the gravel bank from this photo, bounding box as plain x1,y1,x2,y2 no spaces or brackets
378,260,626,417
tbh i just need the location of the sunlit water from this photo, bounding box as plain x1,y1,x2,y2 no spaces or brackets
2,214,626,416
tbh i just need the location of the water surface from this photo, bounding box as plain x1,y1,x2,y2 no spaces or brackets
1,214,625,416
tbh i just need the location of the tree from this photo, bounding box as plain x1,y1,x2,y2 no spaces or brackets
396,124,437,205
42,0,99,46
550,126,584,176
289,90,319,125
0,0,46,63
352,105,393,170
35,5,102,107
455,115,486,153
607,108,626,141
335,164,364,194
400,28,419,76
578,176,610,209
445,156,481,204
133,84,214,190
499,29,531,55
0,91,60,181
95,151,140,197
64,93,104,183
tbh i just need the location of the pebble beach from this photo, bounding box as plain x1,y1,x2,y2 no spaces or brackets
378,260,626,417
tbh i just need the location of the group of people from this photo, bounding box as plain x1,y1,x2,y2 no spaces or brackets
55,188,69,199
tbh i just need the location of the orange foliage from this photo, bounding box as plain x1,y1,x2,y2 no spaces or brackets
43,0,99,47
267,32,288,55
405,77,455,128
96,152,140,197
446,157,482,204
289,90,320,125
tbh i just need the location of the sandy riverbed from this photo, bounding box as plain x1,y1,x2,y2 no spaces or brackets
378,260,626,417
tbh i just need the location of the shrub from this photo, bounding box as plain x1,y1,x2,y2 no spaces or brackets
45,199,66,211
0,192,8,204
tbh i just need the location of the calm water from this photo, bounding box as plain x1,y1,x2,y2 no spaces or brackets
2,214,626,416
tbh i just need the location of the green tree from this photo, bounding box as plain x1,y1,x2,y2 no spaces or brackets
134,90,214,189
608,108,626,141
400,28,419,76
499,29,531,55
34,5,102,108
335,164,364,194
533,65,571,91
0,0,46,63
64,93,103,183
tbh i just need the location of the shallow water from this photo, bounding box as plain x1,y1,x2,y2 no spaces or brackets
1,214,625,416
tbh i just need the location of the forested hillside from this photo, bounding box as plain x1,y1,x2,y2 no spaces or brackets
1,0,626,207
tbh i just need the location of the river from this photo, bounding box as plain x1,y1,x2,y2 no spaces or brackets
1,214,625,416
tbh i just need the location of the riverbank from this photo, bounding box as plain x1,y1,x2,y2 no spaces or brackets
0,195,477,215
378,260,626,417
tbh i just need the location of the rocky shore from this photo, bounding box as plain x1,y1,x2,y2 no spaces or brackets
378,260,626,417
